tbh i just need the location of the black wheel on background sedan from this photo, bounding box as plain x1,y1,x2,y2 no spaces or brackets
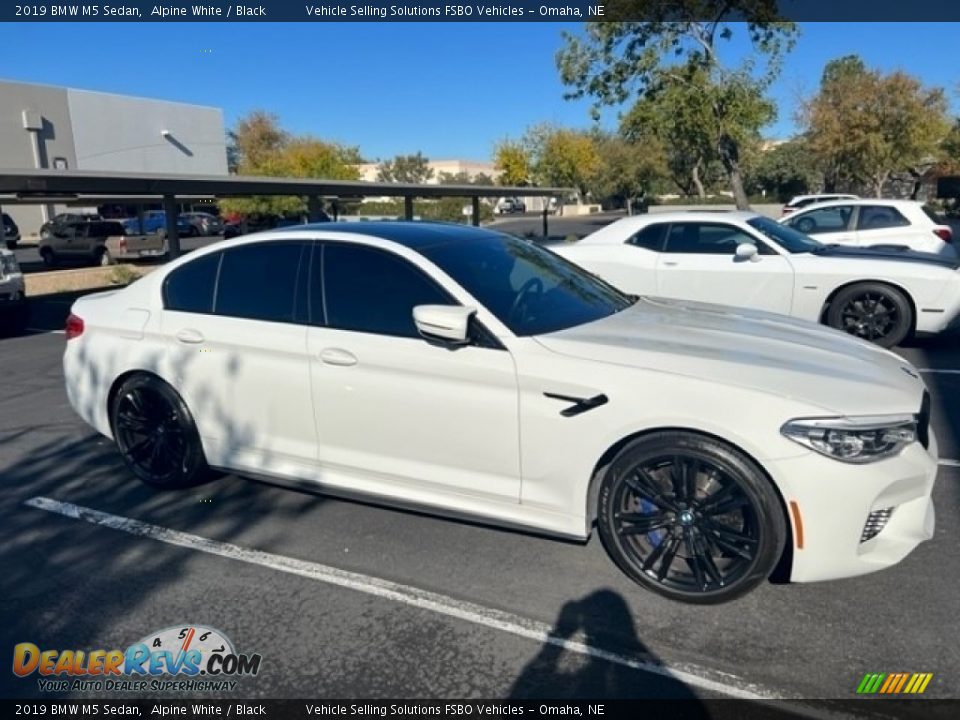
597,431,786,604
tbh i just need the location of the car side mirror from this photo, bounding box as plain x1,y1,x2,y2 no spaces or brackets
413,305,476,346
735,243,760,262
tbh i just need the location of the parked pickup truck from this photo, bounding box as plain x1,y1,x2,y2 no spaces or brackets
0,248,27,333
38,220,167,267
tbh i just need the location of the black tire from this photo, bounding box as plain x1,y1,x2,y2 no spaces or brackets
5,240,16,250
95,247,113,266
110,374,211,489
825,282,912,348
39,247,56,267
597,431,786,604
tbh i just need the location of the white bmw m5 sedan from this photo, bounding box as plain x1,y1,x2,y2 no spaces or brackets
554,211,960,348
63,222,937,603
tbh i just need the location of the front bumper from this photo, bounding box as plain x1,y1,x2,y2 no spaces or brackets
765,430,937,583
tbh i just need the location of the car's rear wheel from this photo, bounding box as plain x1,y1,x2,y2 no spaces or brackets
95,247,113,266
5,240,16,250
110,374,210,489
597,431,786,604
826,282,912,348
39,247,56,267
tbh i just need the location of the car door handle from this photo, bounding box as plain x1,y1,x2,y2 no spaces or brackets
319,348,357,366
662,261,679,267
175,328,205,344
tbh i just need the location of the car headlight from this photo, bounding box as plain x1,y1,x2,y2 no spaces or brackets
781,415,917,463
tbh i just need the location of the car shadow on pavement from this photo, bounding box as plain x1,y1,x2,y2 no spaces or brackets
509,589,709,708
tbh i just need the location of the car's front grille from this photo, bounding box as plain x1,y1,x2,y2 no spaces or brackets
861,507,895,543
917,391,931,449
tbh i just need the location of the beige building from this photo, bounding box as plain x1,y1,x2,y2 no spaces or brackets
355,159,498,184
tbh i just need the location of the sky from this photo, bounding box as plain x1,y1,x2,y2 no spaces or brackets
1,22,957,162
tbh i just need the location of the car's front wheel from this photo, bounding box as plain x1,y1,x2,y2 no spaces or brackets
825,282,912,348
597,431,786,604
110,374,211,489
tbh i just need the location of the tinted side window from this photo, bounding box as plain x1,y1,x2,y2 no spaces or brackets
164,252,221,313
214,242,306,323
320,243,452,338
663,223,773,255
626,224,668,251
857,206,910,230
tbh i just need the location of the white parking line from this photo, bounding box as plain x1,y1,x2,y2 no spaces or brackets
917,368,960,374
938,459,960,467
24,496,787,702
26,328,65,335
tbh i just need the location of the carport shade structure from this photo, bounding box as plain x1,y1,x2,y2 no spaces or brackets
0,169,569,258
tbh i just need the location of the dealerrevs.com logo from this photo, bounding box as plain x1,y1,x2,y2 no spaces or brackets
13,625,262,693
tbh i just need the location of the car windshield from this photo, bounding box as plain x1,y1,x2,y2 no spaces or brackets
419,232,633,336
747,216,823,254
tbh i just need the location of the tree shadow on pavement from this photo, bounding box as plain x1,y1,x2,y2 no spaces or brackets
509,589,709,711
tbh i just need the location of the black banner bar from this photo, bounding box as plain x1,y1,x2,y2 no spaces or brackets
2,700,959,720
4,1,960,22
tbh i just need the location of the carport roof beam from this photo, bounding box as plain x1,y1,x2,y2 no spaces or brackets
0,169,568,201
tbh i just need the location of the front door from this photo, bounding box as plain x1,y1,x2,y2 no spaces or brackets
655,221,795,315
306,241,521,503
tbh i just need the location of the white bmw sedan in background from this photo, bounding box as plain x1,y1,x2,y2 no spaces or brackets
64,223,936,603
555,211,960,347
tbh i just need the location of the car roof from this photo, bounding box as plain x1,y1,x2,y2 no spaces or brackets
791,198,921,211
277,220,514,250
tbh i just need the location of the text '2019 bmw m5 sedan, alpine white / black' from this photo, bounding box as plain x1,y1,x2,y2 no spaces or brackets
63,222,937,604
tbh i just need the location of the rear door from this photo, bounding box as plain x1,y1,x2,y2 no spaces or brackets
655,221,795,314
786,204,858,246
854,204,914,249
162,241,317,475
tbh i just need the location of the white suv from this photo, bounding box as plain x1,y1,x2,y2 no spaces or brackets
782,194,859,216
780,198,956,257
0,248,27,332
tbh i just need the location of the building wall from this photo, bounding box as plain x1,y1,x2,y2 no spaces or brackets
67,89,227,175
0,80,79,236
0,80,227,237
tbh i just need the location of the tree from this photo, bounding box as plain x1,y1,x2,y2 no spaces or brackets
523,124,601,199
493,140,531,186
743,139,821,201
620,70,742,198
557,3,797,209
229,110,287,173
219,111,362,218
377,152,434,183
588,133,667,211
803,56,950,196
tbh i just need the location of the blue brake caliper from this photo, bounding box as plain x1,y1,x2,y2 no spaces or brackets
639,498,665,547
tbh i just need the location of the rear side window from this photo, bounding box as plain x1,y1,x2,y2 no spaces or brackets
319,243,452,338
214,241,307,323
164,252,221,314
857,206,909,231
626,223,668,251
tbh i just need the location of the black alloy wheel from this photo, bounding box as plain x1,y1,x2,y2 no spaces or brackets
826,282,912,348
111,375,210,488
598,432,785,604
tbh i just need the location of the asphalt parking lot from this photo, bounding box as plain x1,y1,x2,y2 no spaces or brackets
0,284,958,710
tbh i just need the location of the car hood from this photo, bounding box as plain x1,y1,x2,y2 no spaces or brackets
535,296,925,415
808,244,959,269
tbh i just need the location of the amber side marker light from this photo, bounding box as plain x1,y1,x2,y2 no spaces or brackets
789,500,804,549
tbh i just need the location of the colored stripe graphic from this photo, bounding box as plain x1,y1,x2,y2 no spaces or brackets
857,672,933,694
